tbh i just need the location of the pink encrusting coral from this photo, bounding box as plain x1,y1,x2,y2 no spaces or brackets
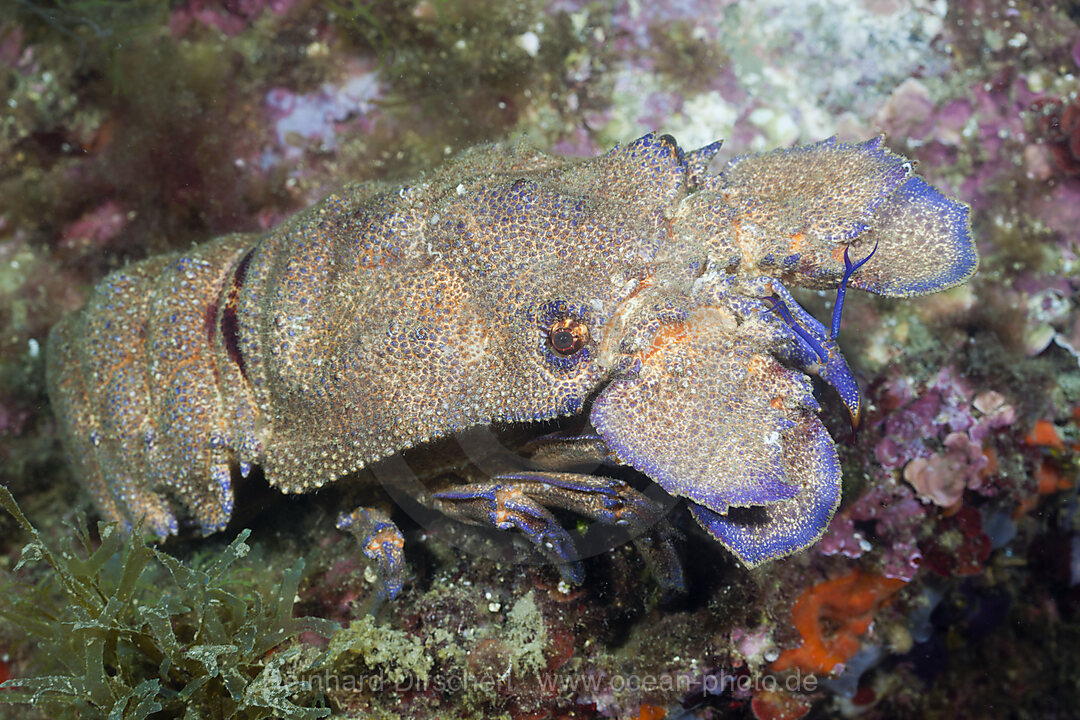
821,375,1018,582
844,364,1021,583
57,201,130,254
903,432,989,507
820,481,926,582
970,390,1016,443
873,368,980,471
871,367,1015,511
817,512,869,559
170,0,303,37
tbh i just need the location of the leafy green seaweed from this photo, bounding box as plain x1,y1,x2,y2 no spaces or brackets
0,485,338,720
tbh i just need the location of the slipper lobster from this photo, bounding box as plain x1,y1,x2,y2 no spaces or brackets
47,133,978,597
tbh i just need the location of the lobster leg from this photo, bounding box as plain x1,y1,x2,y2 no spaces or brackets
754,278,863,430
433,471,684,590
515,433,615,472
337,506,407,600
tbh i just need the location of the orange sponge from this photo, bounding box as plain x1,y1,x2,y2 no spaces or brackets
772,570,906,675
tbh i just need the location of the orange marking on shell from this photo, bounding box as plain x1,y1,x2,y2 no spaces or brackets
831,245,847,264
636,322,688,365
353,235,404,272
662,214,677,244
744,354,774,377
99,352,139,393
597,273,660,369
494,485,525,525
770,397,785,410
787,232,807,254
366,526,405,554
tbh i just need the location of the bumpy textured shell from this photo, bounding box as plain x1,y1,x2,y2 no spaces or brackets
47,136,691,536
47,133,977,567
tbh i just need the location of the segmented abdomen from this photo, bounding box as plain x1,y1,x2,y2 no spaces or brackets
47,233,262,537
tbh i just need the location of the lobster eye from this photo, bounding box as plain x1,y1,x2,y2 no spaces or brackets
549,318,588,355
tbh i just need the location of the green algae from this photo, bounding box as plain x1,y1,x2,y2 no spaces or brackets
2,0,170,94
502,590,548,678
320,613,432,687
647,19,729,95
0,485,338,720
329,0,599,166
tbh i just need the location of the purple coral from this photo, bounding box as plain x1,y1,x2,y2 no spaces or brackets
264,62,382,164
818,476,926,582
874,369,1013,508
848,482,926,582
850,370,1020,580
874,368,980,471
818,512,871,560
170,0,302,37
